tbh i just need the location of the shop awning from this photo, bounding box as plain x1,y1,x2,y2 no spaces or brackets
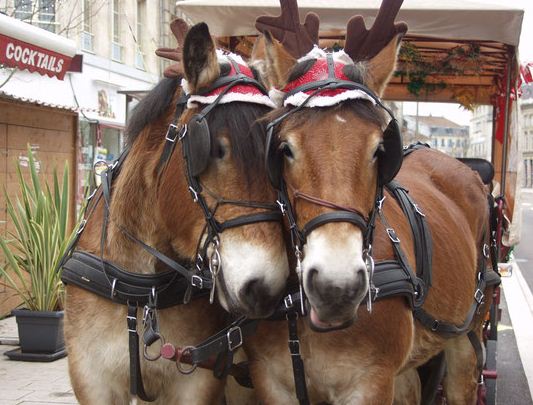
0,13,77,80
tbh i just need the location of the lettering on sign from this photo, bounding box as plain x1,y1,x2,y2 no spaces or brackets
0,33,72,79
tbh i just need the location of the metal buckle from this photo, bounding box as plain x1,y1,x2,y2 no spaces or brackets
413,204,426,217
474,289,485,304
431,320,440,332
377,195,386,212
386,228,400,243
284,294,294,309
288,339,301,356
76,219,87,235
178,124,188,141
188,186,199,203
165,123,179,143
110,278,118,298
191,275,203,289
483,244,490,259
276,199,286,215
127,315,137,333
227,326,243,351
87,189,97,202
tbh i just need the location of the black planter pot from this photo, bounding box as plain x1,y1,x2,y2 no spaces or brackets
7,309,66,361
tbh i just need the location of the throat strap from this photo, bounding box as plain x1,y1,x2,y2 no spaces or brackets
127,302,155,402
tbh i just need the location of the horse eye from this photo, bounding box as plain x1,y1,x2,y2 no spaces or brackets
214,141,226,159
374,143,385,158
279,142,294,159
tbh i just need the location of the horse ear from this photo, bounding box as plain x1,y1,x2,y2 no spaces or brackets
362,34,403,97
183,22,220,92
258,31,297,90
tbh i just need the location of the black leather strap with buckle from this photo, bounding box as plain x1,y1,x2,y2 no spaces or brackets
127,302,155,402
186,316,258,368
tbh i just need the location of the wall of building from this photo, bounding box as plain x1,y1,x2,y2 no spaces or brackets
468,104,492,161
522,100,533,188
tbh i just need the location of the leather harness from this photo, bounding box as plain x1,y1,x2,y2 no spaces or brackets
59,77,502,404
59,67,282,402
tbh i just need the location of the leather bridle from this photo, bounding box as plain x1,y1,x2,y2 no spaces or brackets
159,60,283,300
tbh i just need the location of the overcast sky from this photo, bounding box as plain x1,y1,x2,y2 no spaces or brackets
403,0,532,126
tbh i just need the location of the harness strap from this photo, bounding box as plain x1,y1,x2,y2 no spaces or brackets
412,237,499,337
61,251,207,308
386,180,432,289
287,310,310,405
187,316,258,366
467,330,485,382
127,302,155,402
301,211,367,239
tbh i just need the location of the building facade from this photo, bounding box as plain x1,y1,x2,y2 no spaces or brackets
1,0,177,203
522,98,533,188
403,115,469,157
468,104,493,161
0,0,177,315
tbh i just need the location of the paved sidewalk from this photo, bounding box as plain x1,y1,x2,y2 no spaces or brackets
0,316,76,405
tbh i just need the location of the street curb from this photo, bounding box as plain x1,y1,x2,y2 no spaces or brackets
502,261,533,400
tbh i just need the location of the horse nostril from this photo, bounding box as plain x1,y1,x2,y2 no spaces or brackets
242,278,259,298
307,267,319,293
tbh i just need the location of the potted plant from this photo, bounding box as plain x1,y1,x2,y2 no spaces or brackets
0,147,79,361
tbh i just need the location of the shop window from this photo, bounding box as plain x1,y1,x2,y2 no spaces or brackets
77,121,124,200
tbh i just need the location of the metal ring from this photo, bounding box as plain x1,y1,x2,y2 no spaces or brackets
176,346,198,375
143,334,164,361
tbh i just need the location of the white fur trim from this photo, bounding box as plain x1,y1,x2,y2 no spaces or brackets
216,49,246,66
187,92,276,109
297,46,326,62
284,89,376,108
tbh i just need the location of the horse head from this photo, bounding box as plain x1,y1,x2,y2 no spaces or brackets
253,0,407,330
126,22,289,318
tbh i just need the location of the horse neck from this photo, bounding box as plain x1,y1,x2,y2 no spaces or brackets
105,127,174,274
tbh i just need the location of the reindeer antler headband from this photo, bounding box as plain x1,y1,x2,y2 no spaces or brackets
155,18,189,78
255,0,407,62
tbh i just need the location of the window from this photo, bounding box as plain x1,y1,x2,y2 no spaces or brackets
448,139,453,147
441,139,445,147
80,0,93,52
14,0,57,33
135,0,145,69
111,0,122,62
14,0,32,21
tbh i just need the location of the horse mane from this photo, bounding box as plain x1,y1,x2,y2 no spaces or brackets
125,77,183,146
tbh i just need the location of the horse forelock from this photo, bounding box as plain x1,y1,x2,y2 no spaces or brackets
202,101,272,182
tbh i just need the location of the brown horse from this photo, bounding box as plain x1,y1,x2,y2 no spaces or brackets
243,2,496,404
64,23,288,404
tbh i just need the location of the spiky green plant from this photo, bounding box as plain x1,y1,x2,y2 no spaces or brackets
0,146,79,311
